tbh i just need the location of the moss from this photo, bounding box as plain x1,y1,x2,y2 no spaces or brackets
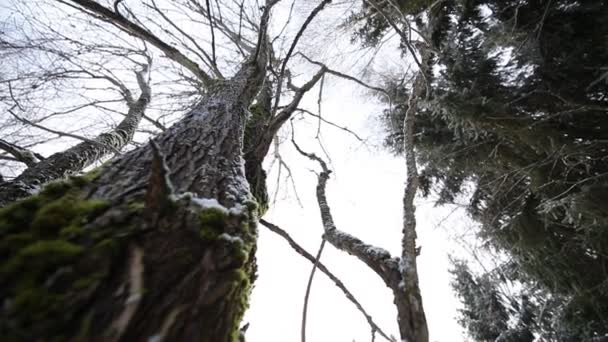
199,207,228,227
0,169,131,340
2,169,258,341
2,240,84,277
74,312,94,342
0,233,35,254
31,195,108,237
0,172,108,237
229,268,250,285
70,167,102,187
0,196,42,233
60,224,83,238
200,225,222,240
226,268,251,342
12,287,61,319
219,235,249,267
39,179,73,199
31,195,80,234
93,238,119,256
198,207,230,240
127,200,145,212
72,272,105,290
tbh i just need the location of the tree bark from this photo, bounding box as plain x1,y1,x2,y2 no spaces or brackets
0,56,267,341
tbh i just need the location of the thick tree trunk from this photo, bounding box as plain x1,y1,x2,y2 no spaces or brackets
0,59,266,341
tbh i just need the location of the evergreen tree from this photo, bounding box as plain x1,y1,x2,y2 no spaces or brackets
371,0,608,339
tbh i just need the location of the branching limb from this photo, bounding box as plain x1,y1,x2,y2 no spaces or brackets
7,109,121,154
400,72,423,290
268,67,326,134
291,102,429,340
259,219,394,342
0,62,153,207
393,70,429,342
270,137,303,207
59,0,213,86
0,139,45,167
296,108,365,142
247,68,326,168
296,53,389,96
271,0,332,115
290,130,400,286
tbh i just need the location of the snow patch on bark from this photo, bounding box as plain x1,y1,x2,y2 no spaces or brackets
219,233,244,245
190,197,229,214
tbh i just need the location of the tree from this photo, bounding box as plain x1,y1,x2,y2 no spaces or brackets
378,0,608,339
1,0,433,341
0,0,328,339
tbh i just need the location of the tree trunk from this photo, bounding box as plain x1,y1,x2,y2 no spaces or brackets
0,59,266,341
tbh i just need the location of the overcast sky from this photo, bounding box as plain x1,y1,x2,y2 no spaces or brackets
245,73,472,341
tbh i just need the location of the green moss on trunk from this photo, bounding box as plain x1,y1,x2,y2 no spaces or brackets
1,171,258,341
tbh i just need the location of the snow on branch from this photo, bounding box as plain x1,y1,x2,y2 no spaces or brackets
291,130,400,286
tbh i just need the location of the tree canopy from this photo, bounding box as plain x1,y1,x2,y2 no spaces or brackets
376,0,608,339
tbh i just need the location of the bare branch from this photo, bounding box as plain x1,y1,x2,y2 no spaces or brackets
147,0,223,78
59,0,214,86
296,108,365,142
259,219,394,342
290,128,400,285
301,238,326,342
8,109,120,153
297,53,389,96
268,67,326,133
271,0,332,115
0,62,152,206
0,139,44,167
204,0,218,68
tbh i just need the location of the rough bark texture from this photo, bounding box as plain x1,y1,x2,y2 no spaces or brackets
0,68,151,207
396,71,428,342
0,55,267,341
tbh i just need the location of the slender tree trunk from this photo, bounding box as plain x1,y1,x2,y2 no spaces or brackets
0,58,266,341
395,70,428,342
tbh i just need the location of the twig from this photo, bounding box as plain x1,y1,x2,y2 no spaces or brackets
271,0,332,115
204,0,217,67
301,238,326,342
316,73,325,138
60,0,213,85
8,110,121,154
259,219,395,342
296,108,365,142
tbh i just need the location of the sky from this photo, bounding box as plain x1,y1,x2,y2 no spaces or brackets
244,74,472,341
0,1,482,341
240,2,474,341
